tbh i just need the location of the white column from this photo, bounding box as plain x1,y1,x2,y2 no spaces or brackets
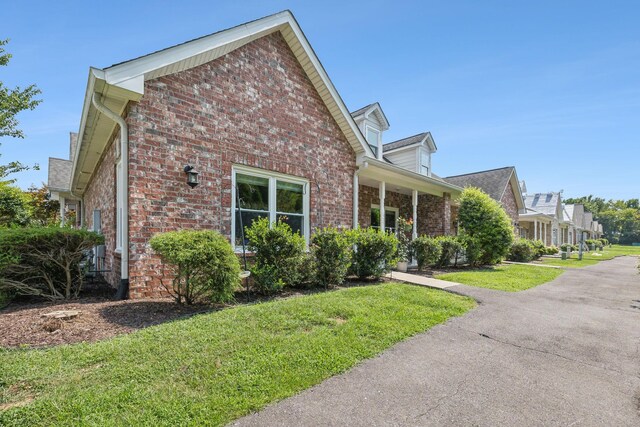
534,220,537,240
353,173,359,228
379,181,386,233
59,196,66,227
544,222,548,245
412,190,418,240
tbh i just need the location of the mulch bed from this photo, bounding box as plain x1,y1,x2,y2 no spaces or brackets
0,279,383,349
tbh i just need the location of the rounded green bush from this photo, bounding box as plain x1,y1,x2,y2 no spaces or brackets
311,227,352,287
245,217,306,293
507,238,536,262
457,188,514,265
150,229,240,304
411,236,442,270
346,228,398,279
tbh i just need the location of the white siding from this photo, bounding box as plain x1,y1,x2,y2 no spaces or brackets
385,147,419,172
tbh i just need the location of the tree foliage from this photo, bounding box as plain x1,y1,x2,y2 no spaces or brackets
458,187,514,265
565,195,640,244
0,39,42,182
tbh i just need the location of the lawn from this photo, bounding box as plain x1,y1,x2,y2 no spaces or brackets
0,283,474,426
436,264,564,292
540,244,640,268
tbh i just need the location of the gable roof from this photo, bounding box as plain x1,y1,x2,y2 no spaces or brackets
350,102,390,130
71,10,375,194
524,192,562,218
383,132,436,153
444,166,525,211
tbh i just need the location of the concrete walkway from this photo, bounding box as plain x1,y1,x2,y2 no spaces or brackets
233,256,640,426
385,270,459,289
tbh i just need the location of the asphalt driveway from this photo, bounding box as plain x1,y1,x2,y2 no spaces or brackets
233,256,640,426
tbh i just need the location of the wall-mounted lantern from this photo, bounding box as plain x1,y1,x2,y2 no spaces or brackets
184,165,199,188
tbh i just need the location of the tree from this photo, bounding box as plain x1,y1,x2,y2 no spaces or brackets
0,181,30,227
0,39,42,182
25,184,59,226
458,187,514,265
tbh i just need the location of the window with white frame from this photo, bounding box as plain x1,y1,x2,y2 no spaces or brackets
370,205,398,234
366,126,380,156
420,150,429,176
115,159,123,251
232,167,309,249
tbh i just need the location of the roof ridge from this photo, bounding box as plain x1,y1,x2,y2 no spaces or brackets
444,166,513,179
384,131,429,145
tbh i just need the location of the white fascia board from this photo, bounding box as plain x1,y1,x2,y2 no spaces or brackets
103,12,290,88
364,156,463,194
70,68,102,193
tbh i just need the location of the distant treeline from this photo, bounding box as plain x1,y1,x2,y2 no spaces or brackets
565,196,640,244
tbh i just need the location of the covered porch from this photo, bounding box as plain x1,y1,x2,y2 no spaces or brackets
353,158,461,238
519,212,553,245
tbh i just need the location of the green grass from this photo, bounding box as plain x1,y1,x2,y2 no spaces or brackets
540,244,640,268
435,264,564,292
0,283,474,426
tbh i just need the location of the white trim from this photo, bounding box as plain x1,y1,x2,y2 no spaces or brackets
371,204,399,233
231,165,310,251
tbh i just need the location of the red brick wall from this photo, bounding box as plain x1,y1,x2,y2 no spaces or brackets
83,134,121,288
125,32,357,298
357,185,411,228
500,182,520,231
418,194,451,236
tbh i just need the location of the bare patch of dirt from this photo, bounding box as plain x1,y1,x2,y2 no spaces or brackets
0,297,211,349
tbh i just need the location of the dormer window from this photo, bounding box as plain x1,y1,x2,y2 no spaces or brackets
366,126,380,157
420,150,430,176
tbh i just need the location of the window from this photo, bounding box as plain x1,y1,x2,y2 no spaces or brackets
115,159,123,251
232,167,309,249
420,150,430,175
370,205,398,234
366,126,380,156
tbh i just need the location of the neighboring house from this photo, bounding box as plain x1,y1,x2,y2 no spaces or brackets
444,166,525,233
47,11,462,298
520,192,564,246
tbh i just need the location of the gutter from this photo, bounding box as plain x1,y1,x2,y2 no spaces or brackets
91,92,129,299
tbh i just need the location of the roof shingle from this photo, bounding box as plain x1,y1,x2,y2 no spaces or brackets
444,167,514,202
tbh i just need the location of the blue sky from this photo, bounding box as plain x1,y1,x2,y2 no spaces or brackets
2,0,639,199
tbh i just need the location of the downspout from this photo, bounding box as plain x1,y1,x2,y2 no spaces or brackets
91,92,129,299
352,161,368,228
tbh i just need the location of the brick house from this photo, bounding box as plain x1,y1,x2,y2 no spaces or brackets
444,166,525,234
47,11,462,298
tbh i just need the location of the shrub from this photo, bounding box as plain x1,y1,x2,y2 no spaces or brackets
311,227,352,288
545,245,560,255
435,235,463,267
411,236,442,271
530,240,546,259
507,238,536,262
560,243,573,252
0,288,12,308
457,188,514,265
150,230,240,304
0,227,104,300
347,228,398,279
599,238,609,247
457,232,481,266
245,217,306,293
0,182,31,227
